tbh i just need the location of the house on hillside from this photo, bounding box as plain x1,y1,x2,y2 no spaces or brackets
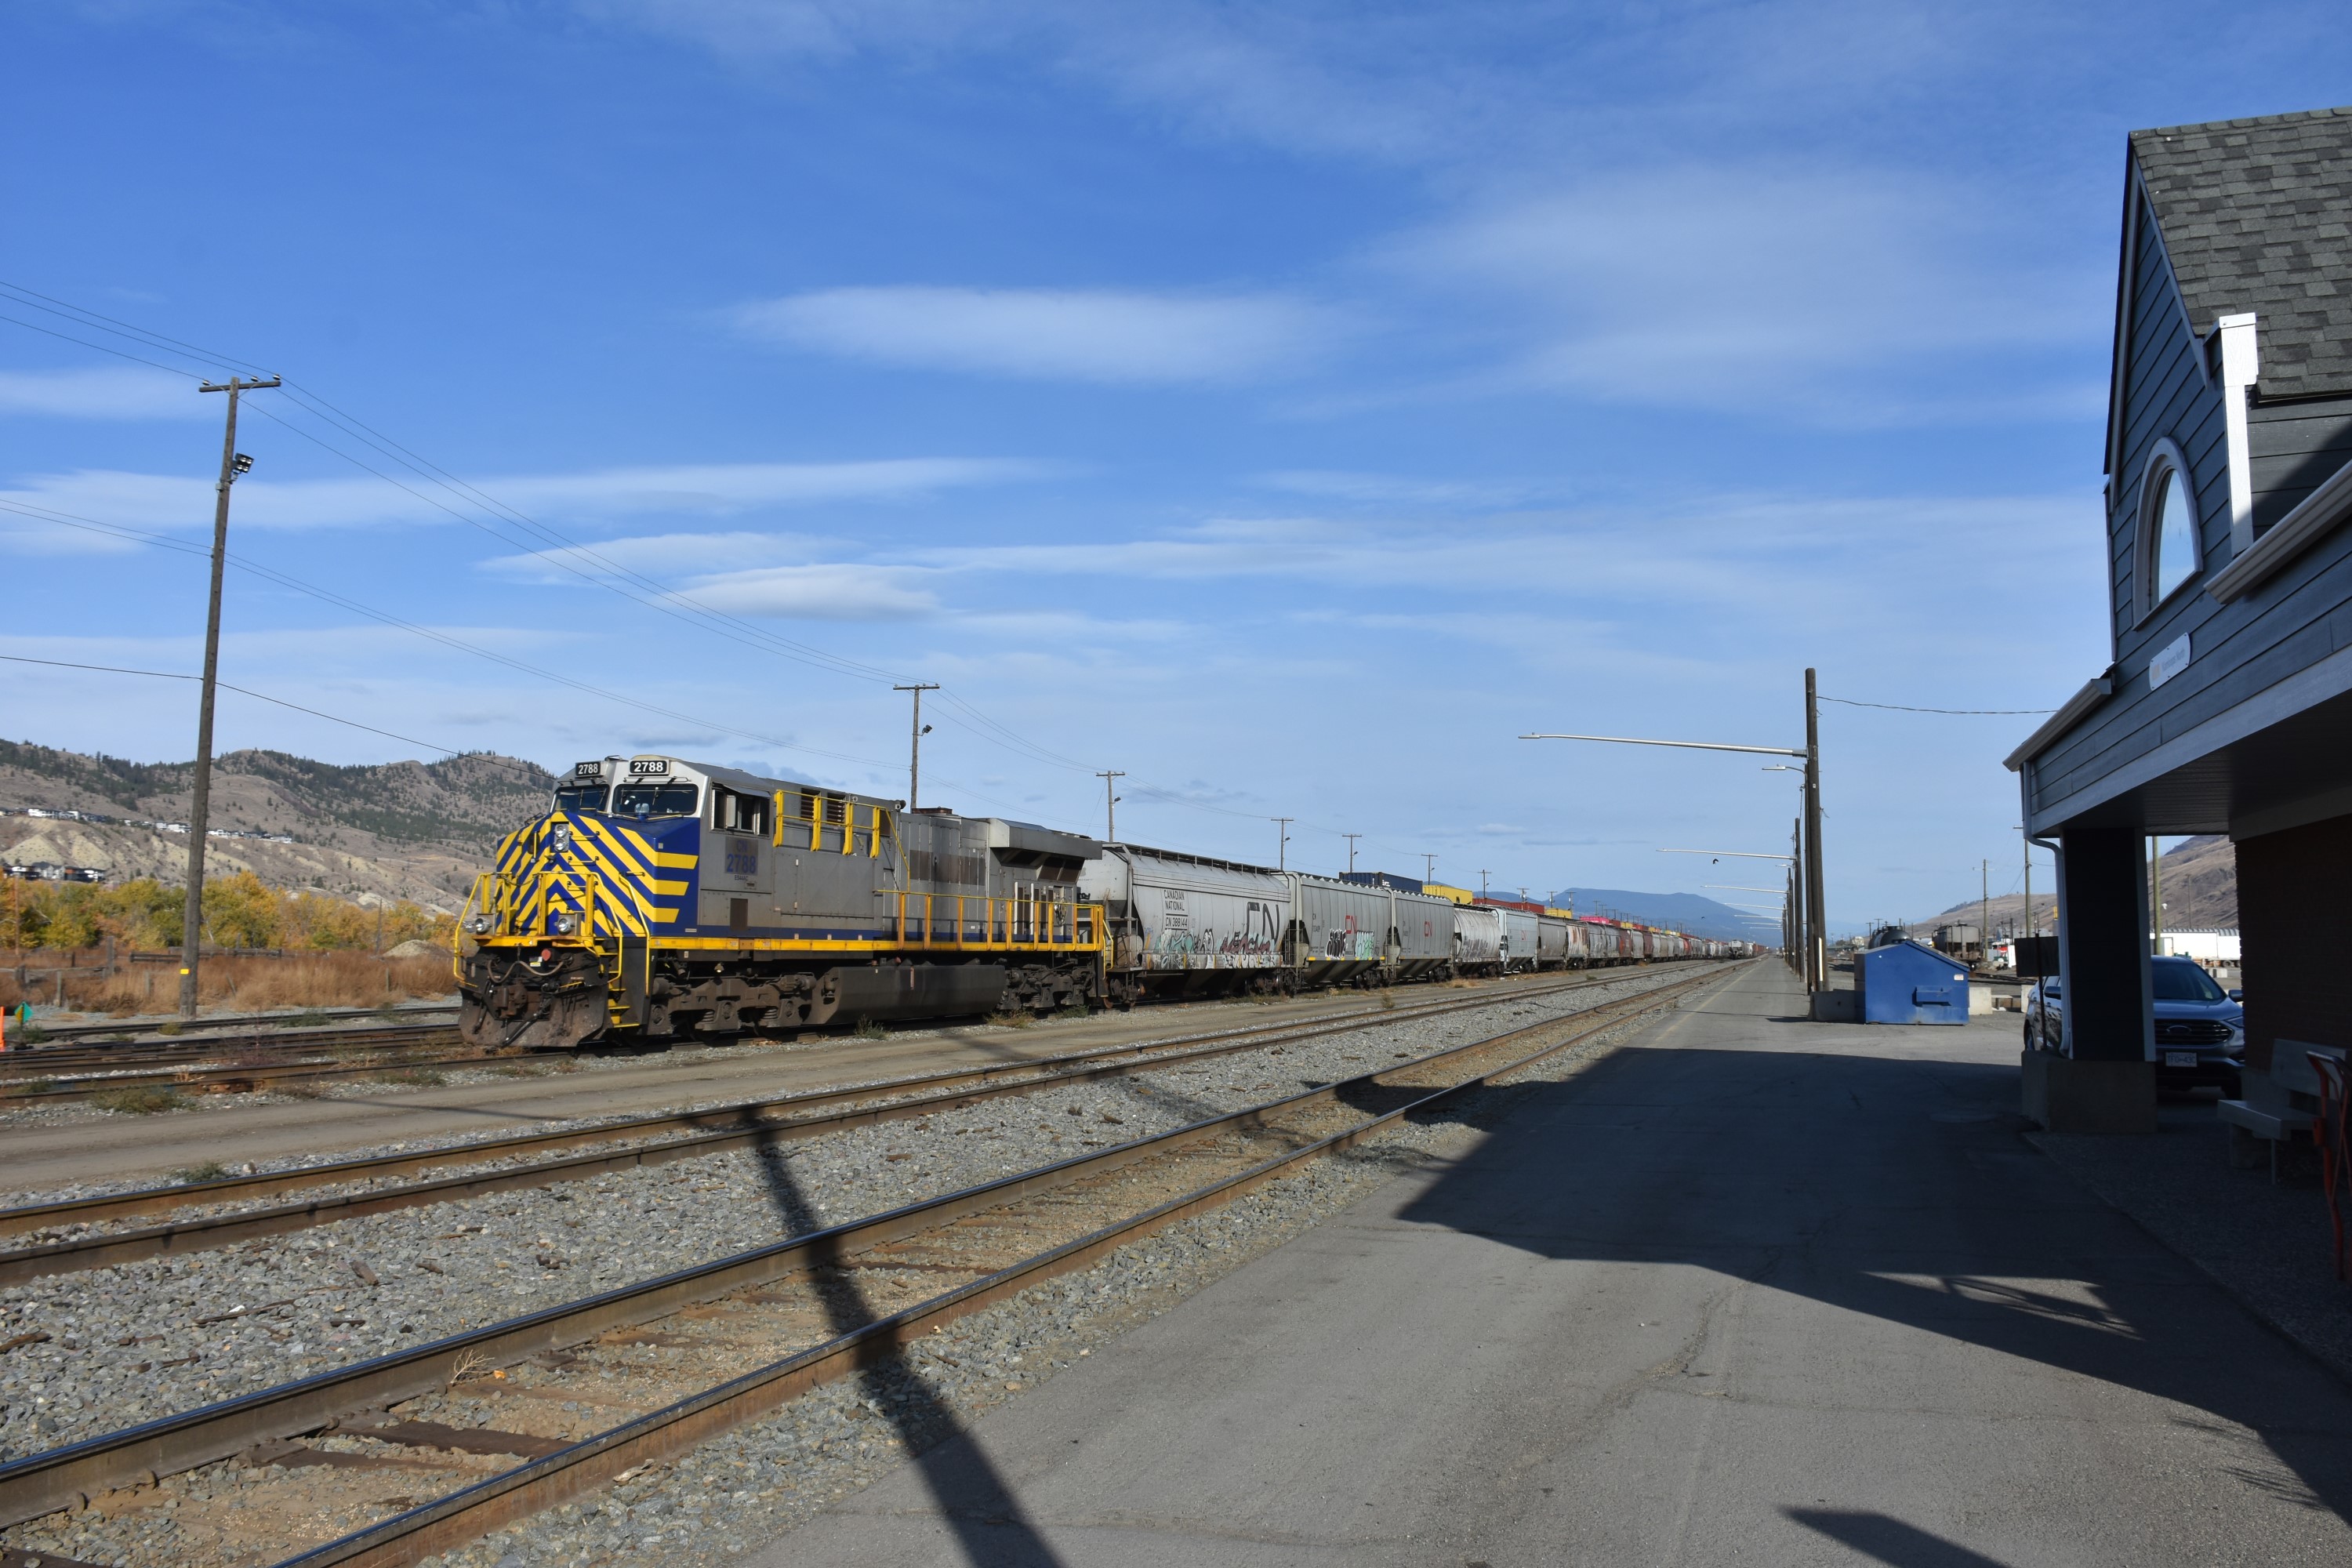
2005,105,2352,1130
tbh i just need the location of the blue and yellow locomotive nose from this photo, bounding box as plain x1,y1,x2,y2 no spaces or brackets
470,810,699,949
458,808,701,1048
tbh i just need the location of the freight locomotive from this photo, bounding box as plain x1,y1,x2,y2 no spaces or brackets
456,754,1751,1050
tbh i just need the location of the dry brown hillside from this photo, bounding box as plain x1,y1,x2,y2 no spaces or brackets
0,740,551,912
1911,834,2237,939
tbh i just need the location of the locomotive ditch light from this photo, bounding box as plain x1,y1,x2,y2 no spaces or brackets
465,913,494,935
550,909,579,935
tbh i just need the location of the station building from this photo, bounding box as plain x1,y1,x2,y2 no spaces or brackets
2006,106,2352,1128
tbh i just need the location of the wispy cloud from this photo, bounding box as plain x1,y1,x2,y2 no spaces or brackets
1380,165,2103,421
585,0,1515,164
670,562,940,619
733,286,1345,385
0,366,206,420
0,457,1046,532
1258,470,1547,507
482,530,833,582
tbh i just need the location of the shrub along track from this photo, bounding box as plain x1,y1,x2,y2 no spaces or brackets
0,964,1733,1566
0,967,1680,1284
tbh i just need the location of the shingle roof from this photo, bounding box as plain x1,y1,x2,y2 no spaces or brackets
2132,105,2352,399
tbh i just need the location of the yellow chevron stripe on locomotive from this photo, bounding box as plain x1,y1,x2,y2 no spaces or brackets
456,754,1106,1049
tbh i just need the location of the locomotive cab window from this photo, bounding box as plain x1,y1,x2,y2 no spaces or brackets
612,782,699,820
713,786,770,835
554,782,608,814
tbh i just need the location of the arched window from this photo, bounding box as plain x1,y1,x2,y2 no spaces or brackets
2140,441,2201,616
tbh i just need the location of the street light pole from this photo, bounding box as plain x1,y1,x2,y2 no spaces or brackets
1272,818,1293,873
1095,771,1124,843
1803,666,1826,991
1343,833,1360,875
1522,670,1828,993
893,683,938,811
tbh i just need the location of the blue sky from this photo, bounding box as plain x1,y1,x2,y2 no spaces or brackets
3,2,2346,936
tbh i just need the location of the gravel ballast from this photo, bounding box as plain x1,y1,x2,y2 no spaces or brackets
0,966,1725,1566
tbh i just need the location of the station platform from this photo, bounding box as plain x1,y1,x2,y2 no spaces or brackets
751,962,2352,1566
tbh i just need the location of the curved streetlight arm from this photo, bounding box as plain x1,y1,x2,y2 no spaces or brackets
1520,732,1805,759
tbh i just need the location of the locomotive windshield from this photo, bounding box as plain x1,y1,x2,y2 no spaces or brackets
554,782,608,813
612,782,700,819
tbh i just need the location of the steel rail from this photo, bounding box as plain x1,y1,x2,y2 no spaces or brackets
0,969,1656,1279
1,1022,456,1072
0,1029,480,1104
0,967,1727,1530
16,1003,457,1047
274,966,1732,1568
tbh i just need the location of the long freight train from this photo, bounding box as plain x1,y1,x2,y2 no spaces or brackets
457,755,1751,1050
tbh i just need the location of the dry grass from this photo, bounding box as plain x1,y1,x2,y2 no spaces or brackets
0,951,455,1018
982,1011,1033,1029
89,1086,191,1115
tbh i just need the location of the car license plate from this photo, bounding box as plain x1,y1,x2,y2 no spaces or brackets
2165,1051,2196,1068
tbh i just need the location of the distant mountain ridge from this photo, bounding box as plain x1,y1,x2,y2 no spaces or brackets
1912,834,2238,939
0,739,553,909
1552,887,1774,943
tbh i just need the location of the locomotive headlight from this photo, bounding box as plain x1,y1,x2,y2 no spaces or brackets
464,913,495,936
550,909,580,935
550,823,572,852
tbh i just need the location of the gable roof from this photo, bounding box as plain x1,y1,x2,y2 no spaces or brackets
2130,105,2352,400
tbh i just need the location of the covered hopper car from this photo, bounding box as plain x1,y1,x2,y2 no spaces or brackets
457,753,1751,1050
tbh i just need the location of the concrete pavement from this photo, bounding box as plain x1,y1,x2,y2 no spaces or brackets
750,961,2352,1566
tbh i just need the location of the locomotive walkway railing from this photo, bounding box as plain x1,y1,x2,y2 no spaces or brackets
890,892,1102,952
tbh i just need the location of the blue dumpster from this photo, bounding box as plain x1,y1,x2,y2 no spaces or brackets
1855,939,1970,1025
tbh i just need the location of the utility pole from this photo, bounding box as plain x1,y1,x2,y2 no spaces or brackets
1479,869,1490,898
1980,858,1989,971
180,374,278,1018
1094,771,1124,843
1343,833,1360,875
894,683,938,811
1422,854,1437,885
1802,666,1826,993
1273,818,1293,873
2023,830,2032,950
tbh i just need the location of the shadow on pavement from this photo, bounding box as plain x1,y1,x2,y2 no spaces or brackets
1786,1508,2014,1566
1388,1025,2352,1530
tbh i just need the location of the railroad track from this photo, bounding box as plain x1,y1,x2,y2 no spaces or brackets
0,964,1730,1564
0,1022,459,1076
0,967,1657,1283
12,1004,457,1049
0,1025,501,1105
0,967,1669,1105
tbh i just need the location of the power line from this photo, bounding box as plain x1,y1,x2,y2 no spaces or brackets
0,312,205,379
0,281,1452,848
0,652,540,771
0,496,899,771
